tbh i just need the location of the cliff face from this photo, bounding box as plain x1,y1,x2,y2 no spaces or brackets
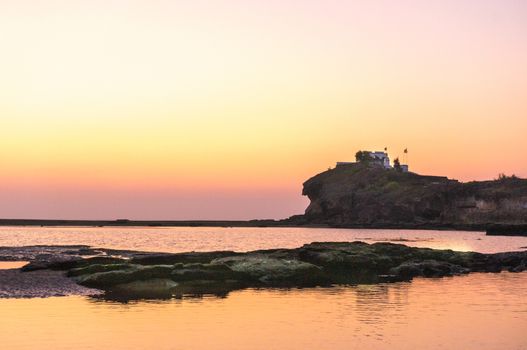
299,163,527,227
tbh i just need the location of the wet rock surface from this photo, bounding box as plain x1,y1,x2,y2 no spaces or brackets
0,268,101,298
1,242,526,300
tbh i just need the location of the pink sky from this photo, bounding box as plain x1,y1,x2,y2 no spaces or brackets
0,0,526,219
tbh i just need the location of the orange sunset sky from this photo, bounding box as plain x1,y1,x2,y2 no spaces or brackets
1,0,526,220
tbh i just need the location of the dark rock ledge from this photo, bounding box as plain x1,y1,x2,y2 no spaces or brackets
1,242,526,300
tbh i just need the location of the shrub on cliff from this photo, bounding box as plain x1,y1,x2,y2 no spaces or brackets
355,150,373,162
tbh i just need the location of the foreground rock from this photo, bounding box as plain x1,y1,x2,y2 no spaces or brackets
2,242,526,299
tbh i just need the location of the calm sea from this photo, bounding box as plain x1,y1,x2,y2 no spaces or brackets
1,226,526,350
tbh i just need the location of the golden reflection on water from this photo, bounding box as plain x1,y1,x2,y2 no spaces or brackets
0,261,28,269
1,273,526,350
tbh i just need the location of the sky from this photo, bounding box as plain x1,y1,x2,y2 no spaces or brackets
0,0,526,220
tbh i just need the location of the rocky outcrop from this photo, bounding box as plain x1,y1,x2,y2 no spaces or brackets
2,242,525,299
295,163,527,228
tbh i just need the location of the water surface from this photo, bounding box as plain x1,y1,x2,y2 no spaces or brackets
0,261,28,270
1,226,526,253
1,273,526,350
1,226,526,349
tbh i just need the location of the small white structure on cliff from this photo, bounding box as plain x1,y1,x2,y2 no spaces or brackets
336,150,409,172
369,151,391,169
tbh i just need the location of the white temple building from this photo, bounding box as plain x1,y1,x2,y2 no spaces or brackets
369,151,391,169
336,150,409,172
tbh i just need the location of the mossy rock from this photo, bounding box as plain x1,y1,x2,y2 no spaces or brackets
212,256,329,286
67,263,133,277
108,279,179,299
76,265,174,288
130,251,241,265
389,260,470,281
170,263,241,281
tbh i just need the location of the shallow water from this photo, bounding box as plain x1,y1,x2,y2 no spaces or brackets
0,261,28,270
1,226,526,349
0,273,525,350
1,226,526,253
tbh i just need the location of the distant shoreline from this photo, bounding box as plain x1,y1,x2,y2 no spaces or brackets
0,218,487,231
0,219,287,228
3,219,526,237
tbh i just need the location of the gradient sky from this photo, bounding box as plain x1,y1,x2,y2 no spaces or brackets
1,0,526,220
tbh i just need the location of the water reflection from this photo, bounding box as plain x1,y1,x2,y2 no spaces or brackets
0,261,28,269
93,282,336,303
2,273,524,350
